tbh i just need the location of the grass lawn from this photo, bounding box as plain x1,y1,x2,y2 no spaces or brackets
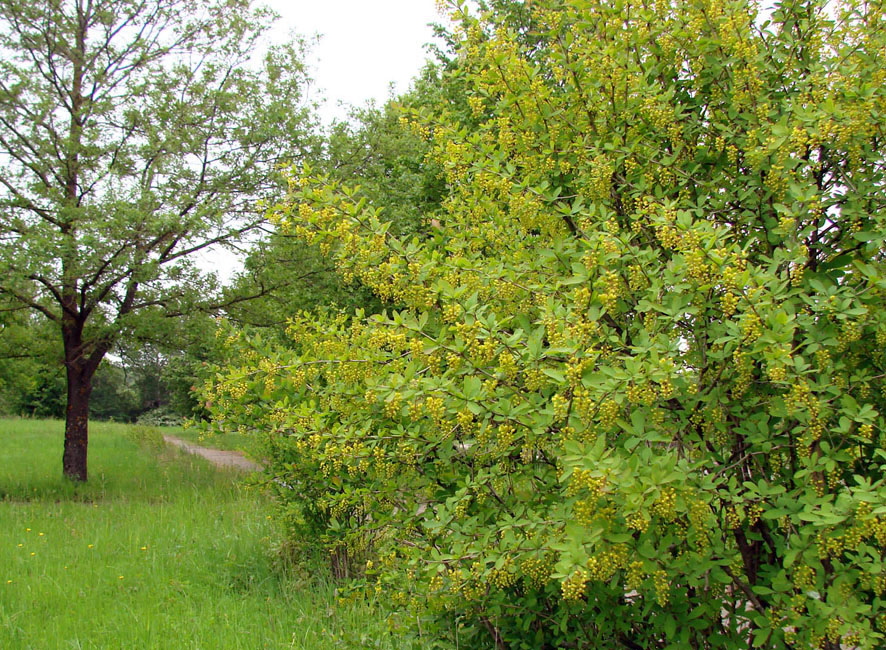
0,418,399,650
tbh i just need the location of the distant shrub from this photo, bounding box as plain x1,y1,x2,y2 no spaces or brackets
136,407,182,428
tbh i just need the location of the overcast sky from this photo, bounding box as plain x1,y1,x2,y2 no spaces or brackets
263,0,446,123
201,1,446,279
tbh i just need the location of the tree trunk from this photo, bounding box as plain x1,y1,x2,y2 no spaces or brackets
61,321,106,482
62,362,94,481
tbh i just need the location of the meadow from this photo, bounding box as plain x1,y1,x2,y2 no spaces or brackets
165,424,256,453
0,418,399,650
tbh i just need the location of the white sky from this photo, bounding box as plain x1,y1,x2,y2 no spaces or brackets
263,0,446,123
203,1,446,280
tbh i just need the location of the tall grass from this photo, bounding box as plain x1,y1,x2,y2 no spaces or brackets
163,424,256,453
0,419,402,649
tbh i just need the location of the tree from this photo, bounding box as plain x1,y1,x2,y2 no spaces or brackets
207,0,886,647
0,0,316,480
224,67,452,332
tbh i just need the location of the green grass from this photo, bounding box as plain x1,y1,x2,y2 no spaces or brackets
165,424,256,453
0,418,402,650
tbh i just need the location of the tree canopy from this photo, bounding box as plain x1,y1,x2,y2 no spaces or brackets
0,0,316,479
223,66,451,331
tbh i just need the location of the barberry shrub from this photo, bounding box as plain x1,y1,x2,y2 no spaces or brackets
205,0,886,647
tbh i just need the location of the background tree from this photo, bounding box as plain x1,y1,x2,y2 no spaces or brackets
0,305,64,417
207,0,886,647
0,0,316,480
224,66,452,332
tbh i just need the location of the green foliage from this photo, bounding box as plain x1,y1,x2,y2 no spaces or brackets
88,362,142,422
0,0,314,330
0,309,61,416
207,0,886,648
119,310,232,420
323,69,450,238
224,68,454,333
134,406,183,428
224,237,380,331
10,365,67,419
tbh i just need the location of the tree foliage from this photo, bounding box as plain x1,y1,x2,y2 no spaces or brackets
206,0,886,647
224,67,453,332
0,0,315,479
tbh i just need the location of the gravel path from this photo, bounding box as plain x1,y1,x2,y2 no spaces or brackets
162,435,261,472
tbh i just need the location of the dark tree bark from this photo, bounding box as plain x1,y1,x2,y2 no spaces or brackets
60,320,105,482
62,362,93,482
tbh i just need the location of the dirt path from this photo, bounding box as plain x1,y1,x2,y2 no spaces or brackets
162,435,262,472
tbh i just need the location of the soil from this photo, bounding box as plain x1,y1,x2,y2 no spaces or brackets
162,435,261,472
